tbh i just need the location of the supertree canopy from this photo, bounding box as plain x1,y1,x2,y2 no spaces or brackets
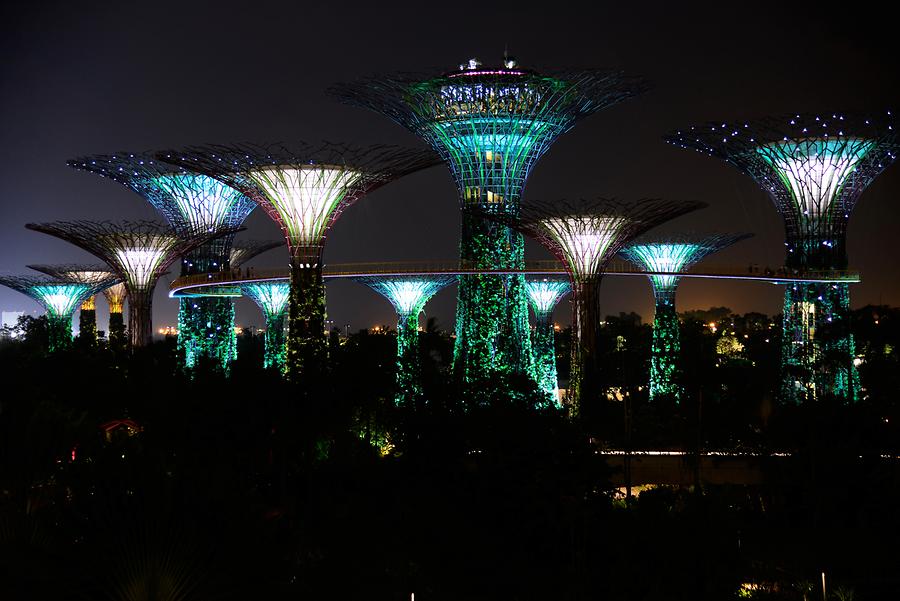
329,57,647,387
506,198,705,416
665,111,898,403
26,220,234,348
229,240,283,269
68,153,258,371
355,275,456,406
159,142,438,382
524,277,571,406
101,281,128,351
0,275,117,352
27,264,120,347
620,233,752,402
240,281,290,371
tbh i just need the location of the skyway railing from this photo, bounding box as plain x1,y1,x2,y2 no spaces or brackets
170,259,861,298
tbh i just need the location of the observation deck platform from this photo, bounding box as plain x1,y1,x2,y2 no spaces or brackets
169,259,861,298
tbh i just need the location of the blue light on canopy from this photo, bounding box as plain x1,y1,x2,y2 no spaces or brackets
242,282,291,318
366,278,450,316
524,278,571,314
31,283,93,318
623,243,703,291
152,173,253,229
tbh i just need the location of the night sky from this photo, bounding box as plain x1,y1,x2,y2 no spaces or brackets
2,2,897,335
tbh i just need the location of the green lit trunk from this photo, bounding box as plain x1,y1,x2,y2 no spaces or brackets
264,312,286,371
396,311,421,407
286,263,326,383
453,213,532,384
650,295,681,402
781,282,858,403
47,314,73,353
177,297,236,372
532,311,560,407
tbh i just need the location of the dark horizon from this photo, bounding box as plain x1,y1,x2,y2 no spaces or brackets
2,1,897,334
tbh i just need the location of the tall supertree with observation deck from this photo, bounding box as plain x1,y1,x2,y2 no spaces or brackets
500,198,705,417
620,233,751,402
665,111,898,402
27,264,120,347
67,153,258,370
0,275,117,352
240,281,290,371
26,220,234,348
524,277,571,406
355,275,456,406
329,57,647,385
159,142,438,382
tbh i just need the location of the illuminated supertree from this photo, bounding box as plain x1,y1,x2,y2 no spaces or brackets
665,111,898,402
329,57,647,385
229,240,283,269
240,281,290,371
102,282,128,350
524,277,571,406
68,153,257,370
355,275,456,406
620,234,751,402
26,220,233,348
0,275,117,352
503,198,705,416
159,142,438,382
27,264,120,347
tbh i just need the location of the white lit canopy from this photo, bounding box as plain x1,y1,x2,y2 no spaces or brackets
247,166,363,258
110,237,176,290
756,137,874,225
540,215,629,279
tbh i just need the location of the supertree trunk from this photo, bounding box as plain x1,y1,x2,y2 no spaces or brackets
781,282,858,403
177,297,236,372
396,311,421,407
78,297,98,348
569,278,602,418
263,312,286,371
47,315,73,353
453,214,532,382
108,310,127,353
651,292,681,402
128,288,153,348
532,312,560,407
286,262,326,382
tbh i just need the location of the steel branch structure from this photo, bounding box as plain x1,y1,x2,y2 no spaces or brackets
229,240,283,269
27,264,120,348
505,198,705,416
620,233,752,402
68,153,258,370
355,275,456,406
524,277,571,406
0,275,116,352
665,111,899,403
329,57,647,387
240,281,290,371
26,220,234,348
159,141,438,382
